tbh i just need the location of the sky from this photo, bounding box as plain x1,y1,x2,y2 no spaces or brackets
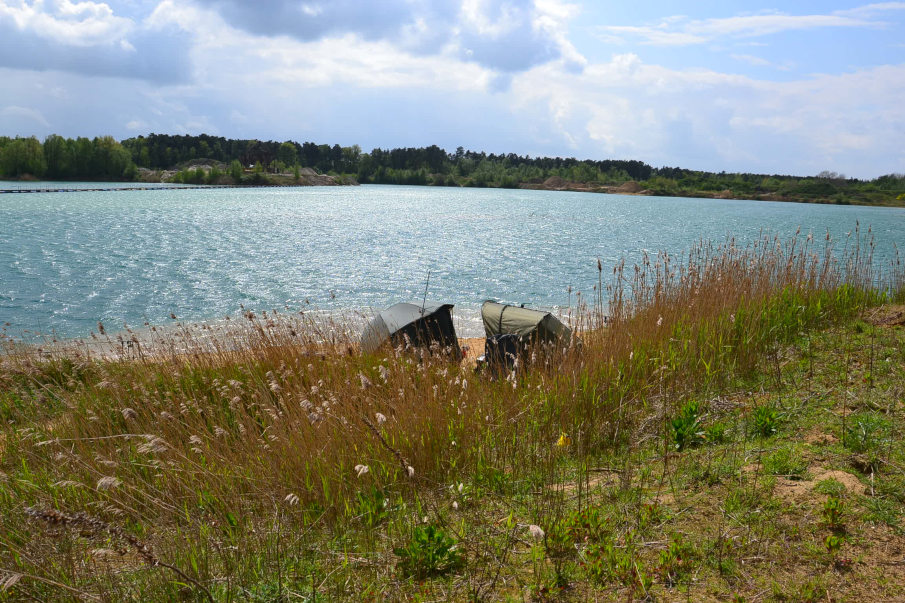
0,1,904,178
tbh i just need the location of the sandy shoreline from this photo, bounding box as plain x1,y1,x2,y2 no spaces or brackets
1,310,491,364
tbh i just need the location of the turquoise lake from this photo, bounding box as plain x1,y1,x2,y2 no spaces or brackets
1,184,904,339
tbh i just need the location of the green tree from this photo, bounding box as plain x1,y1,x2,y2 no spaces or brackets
0,136,46,178
330,143,342,171
457,157,475,177
356,153,375,182
122,162,138,181
92,136,133,179
341,144,361,173
277,141,298,167
43,134,73,179
71,137,95,177
229,160,243,183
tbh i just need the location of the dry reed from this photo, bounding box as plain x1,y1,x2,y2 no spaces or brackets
0,228,900,599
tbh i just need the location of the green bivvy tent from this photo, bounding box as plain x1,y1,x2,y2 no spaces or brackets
360,302,461,359
481,301,572,343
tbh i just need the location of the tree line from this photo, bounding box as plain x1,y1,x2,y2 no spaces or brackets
2,133,904,204
0,135,136,181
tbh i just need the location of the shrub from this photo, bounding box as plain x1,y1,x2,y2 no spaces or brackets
844,411,891,454
824,534,843,554
638,502,668,533
584,537,653,594
395,525,463,579
814,478,846,497
795,575,830,602
863,496,901,529
821,496,845,531
542,517,574,559
705,421,729,444
355,486,389,528
763,447,807,478
567,506,609,542
670,400,704,451
658,534,696,587
752,404,779,438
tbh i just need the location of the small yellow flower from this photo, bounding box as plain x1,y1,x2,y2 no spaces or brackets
556,432,572,448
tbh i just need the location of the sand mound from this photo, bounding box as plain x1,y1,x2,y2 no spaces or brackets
543,176,566,189
615,181,643,193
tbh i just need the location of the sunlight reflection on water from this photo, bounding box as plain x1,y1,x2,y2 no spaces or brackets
1,184,903,338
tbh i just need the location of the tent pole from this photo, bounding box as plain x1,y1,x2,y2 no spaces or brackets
421,270,431,314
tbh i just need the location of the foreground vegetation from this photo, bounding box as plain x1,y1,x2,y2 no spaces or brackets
2,230,905,601
2,133,904,205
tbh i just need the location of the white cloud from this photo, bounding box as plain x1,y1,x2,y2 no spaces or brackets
460,0,517,37
598,25,705,46
532,0,585,70
508,54,905,176
597,7,897,46
836,2,905,18
149,1,494,92
0,104,49,126
0,0,134,46
0,0,191,81
184,0,583,73
688,14,871,38
730,53,792,71
731,53,771,67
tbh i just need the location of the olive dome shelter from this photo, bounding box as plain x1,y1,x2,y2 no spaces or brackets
360,302,461,359
481,301,572,343
480,301,573,371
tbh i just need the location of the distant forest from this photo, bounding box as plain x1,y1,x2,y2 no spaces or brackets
1,133,904,205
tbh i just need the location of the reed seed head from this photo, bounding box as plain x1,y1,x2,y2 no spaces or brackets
96,476,121,491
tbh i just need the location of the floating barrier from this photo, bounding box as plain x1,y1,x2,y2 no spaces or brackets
0,184,316,194
0,185,232,194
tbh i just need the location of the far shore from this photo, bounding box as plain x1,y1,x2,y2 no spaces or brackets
518,177,905,207
0,168,357,191
4,176,901,206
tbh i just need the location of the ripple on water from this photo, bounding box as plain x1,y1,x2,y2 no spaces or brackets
1,184,903,338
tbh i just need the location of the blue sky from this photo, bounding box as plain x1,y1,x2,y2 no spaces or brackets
0,0,903,178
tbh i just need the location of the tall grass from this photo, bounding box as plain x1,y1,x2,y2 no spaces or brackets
0,229,900,599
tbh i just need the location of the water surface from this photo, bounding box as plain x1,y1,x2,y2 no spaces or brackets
1,184,903,338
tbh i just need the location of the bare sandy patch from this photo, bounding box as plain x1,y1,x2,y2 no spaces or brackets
865,305,905,327
804,428,839,446
810,467,865,494
773,465,864,504
458,337,484,368
554,470,622,495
